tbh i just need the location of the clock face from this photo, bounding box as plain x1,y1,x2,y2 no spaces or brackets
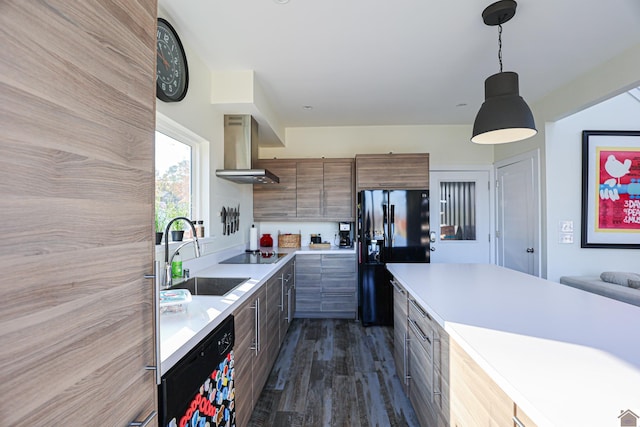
156,18,188,102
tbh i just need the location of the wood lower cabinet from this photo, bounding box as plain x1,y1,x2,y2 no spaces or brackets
278,258,296,344
295,253,357,318
233,260,295,427
392,279,409,393
356,153,430,191
254,158,355,221
392,276,537,427
449,337,513,426
232,295,256,427
294,254,322,314
407,296,447,427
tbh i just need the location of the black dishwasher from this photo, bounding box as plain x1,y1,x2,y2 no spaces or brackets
159,315,235,427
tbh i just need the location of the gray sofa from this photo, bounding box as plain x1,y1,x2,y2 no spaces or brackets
559,274,640,307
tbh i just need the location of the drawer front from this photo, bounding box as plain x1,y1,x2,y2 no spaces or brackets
408,298,436,354
321,292,356,312
321,254,356,272
408,338,437,427
296,273,321,287
321,273,357,292
296,287,322,311
296,255,322,272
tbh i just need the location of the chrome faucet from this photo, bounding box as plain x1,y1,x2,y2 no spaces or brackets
164,216,201,288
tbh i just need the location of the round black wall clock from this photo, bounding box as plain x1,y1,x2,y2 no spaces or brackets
156,18,189,102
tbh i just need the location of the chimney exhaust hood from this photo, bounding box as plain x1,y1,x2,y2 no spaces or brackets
215,115,280,184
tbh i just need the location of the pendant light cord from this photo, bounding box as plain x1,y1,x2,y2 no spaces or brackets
498,23,503,72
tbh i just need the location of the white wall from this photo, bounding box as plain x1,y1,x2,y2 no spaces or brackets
545,93,640,282
260,124,493,166
156,8,254,261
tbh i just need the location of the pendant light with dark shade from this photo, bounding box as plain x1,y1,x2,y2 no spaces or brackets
471,0,537,144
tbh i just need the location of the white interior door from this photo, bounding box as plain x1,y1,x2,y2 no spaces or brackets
429,171,491,263
496,153,540,276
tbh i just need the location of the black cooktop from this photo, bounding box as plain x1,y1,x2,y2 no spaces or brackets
220,251,287,265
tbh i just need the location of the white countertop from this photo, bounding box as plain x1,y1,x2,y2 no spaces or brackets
160,246,355,375
386,263,640,427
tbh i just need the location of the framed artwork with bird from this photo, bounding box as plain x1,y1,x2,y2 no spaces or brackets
581,130,640,248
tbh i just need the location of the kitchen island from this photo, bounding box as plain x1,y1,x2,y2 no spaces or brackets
387,263,640,426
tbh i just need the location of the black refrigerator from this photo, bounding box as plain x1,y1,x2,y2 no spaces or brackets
358,189,430,326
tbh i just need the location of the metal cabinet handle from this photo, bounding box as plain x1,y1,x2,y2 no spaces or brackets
144,261,161,385
129,411,157,427
513,416,525,427
408,317,431,344
403,331,410,385
432,334,442,402
409,298,430,320
251,297,260,355
285,288,293,323
390,278,405,294
280,275,285,311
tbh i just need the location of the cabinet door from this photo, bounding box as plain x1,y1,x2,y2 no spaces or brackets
391,278,409,394
253,159,297,219
408,328,439,427
323,160,355,220
321,254,357,317
295,255,322,315
252,286,270,403
356,153,429,190
449,339,514,426
233,296,256,427
265,274,281,372
296,160,324,218
279,259,295,342
0,2,157,425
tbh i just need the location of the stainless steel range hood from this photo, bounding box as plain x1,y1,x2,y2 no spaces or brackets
215,115,280,184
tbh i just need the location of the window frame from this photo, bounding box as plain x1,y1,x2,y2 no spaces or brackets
155,112,210,236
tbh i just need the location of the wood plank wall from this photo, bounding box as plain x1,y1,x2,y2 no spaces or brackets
0,1,158,424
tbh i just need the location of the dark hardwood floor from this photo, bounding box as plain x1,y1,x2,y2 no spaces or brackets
248,319,419,427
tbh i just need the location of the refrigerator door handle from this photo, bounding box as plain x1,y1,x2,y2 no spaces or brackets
389,205,396,248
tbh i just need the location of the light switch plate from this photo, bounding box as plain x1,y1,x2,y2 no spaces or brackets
559,232,574,244
559,220,574,232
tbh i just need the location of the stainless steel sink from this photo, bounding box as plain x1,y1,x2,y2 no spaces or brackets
169,277,249,296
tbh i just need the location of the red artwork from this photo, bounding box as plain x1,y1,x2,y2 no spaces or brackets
596,148,640,231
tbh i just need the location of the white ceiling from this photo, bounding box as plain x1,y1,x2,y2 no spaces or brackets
159,0,640,129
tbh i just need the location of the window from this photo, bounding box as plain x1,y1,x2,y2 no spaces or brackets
155,113,209,236
155,131,192,229
439,181,477,240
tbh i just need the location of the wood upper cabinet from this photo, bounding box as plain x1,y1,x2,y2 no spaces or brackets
296,160,324,218
253,159,298,219
356,153,429,190
254,158,355,221
0,1,157,425
323,160,355,220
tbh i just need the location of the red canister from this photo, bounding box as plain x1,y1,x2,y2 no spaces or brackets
260,233,273,247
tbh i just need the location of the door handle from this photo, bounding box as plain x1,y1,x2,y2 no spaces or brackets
526,248,534,253
430,246,436,251
429,231,436,243
129,411,157,427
